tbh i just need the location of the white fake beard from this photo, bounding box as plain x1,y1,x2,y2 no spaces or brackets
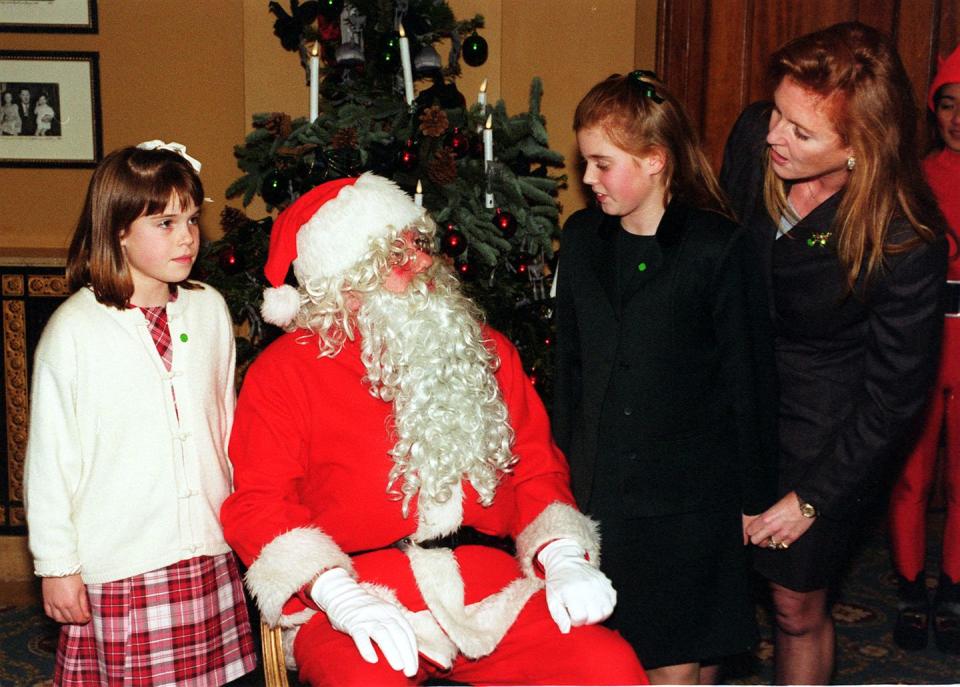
357,267,516,517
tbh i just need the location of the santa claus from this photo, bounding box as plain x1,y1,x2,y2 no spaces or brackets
220,173,647,686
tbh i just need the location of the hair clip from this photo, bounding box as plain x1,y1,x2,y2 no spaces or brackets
628,70,664,103
136,140,202,172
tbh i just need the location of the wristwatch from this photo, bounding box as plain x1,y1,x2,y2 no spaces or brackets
797,494,818,519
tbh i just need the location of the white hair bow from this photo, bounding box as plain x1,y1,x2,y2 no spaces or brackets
136,140,202,172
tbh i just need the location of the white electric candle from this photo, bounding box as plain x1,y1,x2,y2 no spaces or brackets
484,114,495,208
398,25,415,106
415,179,423,207
309,42,320,122
478,78,487,107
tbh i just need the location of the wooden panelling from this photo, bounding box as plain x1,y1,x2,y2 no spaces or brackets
659,0,959,169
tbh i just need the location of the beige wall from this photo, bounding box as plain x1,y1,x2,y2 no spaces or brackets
0,0,247,252
1,0,657,252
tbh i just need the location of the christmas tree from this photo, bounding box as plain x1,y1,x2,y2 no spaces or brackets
196,0,565,401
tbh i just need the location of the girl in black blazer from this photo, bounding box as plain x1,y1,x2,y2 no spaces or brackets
553,72,778,684
721,22,948,684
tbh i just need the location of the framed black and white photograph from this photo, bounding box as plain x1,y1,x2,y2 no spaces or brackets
0,0,98,34
0,51,101,167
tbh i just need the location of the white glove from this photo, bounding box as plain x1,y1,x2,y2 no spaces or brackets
310,567,419,677
537,538,616,634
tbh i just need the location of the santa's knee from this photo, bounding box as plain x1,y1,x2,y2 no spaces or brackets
553,625,647,684
293,619,418,686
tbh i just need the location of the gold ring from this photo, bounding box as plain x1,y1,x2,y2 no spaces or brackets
777,541,790,550
767,538,780,550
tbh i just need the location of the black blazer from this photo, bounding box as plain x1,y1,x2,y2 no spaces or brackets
552,200,778,518
720,103,948,520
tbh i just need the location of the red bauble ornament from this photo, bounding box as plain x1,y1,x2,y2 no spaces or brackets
398,139,419,170
440,226,468,257
513,251,532,276
493,208,517,238
448,127,470,158
455,259,478,280
218,245,243,275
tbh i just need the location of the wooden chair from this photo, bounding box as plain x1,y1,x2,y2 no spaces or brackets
261,620,291,687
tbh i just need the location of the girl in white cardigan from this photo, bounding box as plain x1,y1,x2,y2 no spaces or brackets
24,142,257,685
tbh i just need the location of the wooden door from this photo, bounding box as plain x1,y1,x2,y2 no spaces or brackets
656,0,960,170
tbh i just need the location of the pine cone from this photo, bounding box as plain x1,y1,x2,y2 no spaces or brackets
220,206,250,233
428,147,458,186
331,127,358,150
419,106,449,137
255,112,293,139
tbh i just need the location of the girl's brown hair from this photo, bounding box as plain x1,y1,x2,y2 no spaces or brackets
763,21,942,288
573,71,733,219
66,146,204,308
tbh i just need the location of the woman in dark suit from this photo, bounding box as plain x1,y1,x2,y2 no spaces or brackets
721,22,948,684
553,72,778,684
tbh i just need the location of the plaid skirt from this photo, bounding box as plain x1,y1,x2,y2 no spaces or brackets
54,553,257,686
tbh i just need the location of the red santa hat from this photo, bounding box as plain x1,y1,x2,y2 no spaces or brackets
928,45,960,111
261,172,426,327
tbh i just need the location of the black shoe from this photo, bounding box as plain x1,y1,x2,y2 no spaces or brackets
933,573,960,655
893,574,929,651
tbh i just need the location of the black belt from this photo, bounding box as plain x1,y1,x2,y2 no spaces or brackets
946,281,960,316
352,526,516,557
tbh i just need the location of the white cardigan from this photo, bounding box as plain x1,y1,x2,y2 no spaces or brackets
24,284,236,584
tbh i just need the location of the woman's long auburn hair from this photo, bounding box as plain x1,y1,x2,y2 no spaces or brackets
66,146,204,308
574,72,734,220
763,21,942,289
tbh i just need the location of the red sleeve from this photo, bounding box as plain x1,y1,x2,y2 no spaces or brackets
488,329,578,537
220,347,316,566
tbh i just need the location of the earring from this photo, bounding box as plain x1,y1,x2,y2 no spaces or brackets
846,156,856,171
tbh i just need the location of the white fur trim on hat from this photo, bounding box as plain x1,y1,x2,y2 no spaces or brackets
293,172,425,283
261,284,300,327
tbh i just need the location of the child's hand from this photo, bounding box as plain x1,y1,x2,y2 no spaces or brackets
42,575,92,625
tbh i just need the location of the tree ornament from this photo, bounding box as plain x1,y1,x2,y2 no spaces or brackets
440,226,468,257
414,45,442,79
261,169,289,206
218,245,244,275
335,42,365,67
398,139,419,170
427,148,458,185
513,251,532,276
316,0,343,21
462,31,488,67
493,208,517,238
455,259,478,280
448,127,470,158
419,105,449,137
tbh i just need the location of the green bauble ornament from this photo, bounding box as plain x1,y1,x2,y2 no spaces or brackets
462,31,488,67
261,169,289,206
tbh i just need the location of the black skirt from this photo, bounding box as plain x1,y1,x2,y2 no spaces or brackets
752,500,858,592
597,507,758,669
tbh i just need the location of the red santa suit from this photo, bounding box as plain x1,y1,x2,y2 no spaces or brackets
221,327,646,685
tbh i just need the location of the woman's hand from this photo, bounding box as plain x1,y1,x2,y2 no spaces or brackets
741,513,762,545
745,490,816,550
42,574,92,625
